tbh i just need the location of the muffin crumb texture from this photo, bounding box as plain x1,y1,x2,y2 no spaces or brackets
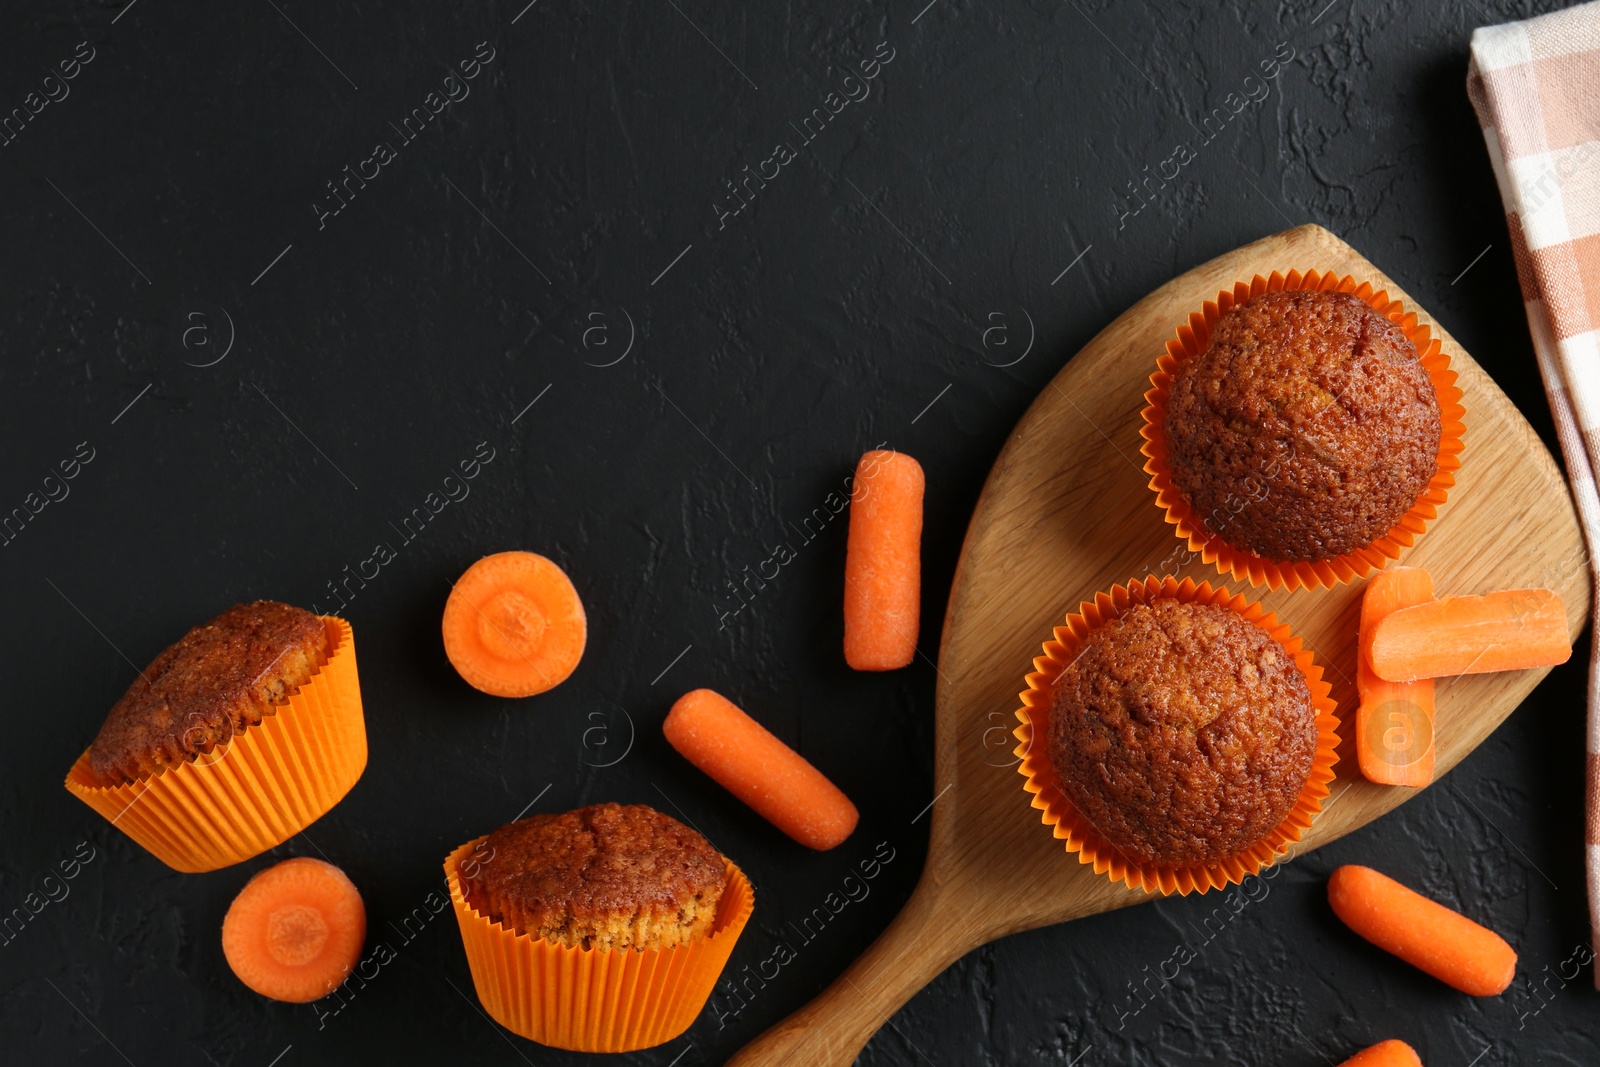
1047,598,1317,868
459,802,726,951
1163,288,1442,562
88,601,329,784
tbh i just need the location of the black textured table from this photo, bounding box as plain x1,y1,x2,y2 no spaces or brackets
3,2,1593,1065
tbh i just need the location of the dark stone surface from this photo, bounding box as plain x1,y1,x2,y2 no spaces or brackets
0,1,1592,1064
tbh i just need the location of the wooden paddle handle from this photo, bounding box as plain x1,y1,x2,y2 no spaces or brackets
726,879,973,1066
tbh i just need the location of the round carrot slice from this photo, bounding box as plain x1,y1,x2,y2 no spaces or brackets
222,857,366,1003
442,551,587,697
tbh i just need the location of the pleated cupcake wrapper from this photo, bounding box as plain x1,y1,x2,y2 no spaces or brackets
64,617,366,873
1013,575,1340,896
1140,269,1468,591
444,837,754,1053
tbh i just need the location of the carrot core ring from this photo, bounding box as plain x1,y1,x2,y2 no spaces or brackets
267,904,330,967
475,589,550,659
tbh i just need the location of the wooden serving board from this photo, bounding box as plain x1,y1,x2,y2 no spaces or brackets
727,225,1591,1065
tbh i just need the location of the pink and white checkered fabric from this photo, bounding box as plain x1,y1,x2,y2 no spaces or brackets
1468,0,1600,984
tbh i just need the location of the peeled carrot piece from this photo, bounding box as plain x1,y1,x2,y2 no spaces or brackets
844,449,924,671
222,857,366,1003
1357,568,1436,787
1369,588,1569,683
1328,864,1516,996
664,688,858,850
442,551,586,697
1337,1039,1423,1067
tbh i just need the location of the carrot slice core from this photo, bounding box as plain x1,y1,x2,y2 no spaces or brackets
475,589,550,660
267,904,330,967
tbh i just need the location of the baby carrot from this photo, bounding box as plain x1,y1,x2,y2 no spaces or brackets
844,449,924,671
1368,588,1570,683
1327,864,1516,996
664,688,858,850
1337,1039,1422,1067
1357,567,1436,787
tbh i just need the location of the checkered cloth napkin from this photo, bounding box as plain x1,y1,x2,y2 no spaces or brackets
1467,0,1600,984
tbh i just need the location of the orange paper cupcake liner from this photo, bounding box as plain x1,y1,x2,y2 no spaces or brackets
1140,269,1467,590
1012,575,1339,895
64,617,367,873
444,837,754,1052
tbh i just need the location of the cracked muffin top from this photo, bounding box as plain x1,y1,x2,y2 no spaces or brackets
458,802,727,951
88,601,329,784
1046,598,1317,868
1163,288,1441,562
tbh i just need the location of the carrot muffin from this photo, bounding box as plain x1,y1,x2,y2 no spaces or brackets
459,802,725,951
1046,597,1317,868
1163,289,1442,563
88,601,329,784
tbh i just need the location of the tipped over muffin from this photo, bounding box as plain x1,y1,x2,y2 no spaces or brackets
458,802,726,950
88,601,330,784
1163,288,1442,563
1046,597,1317,868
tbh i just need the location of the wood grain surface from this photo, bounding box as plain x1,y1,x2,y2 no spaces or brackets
727,224,1592,1066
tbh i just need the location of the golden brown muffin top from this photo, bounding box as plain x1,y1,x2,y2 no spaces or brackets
459,802,726,949
1164,289,1442,562
1047,598,1317,868
87,601,329,784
